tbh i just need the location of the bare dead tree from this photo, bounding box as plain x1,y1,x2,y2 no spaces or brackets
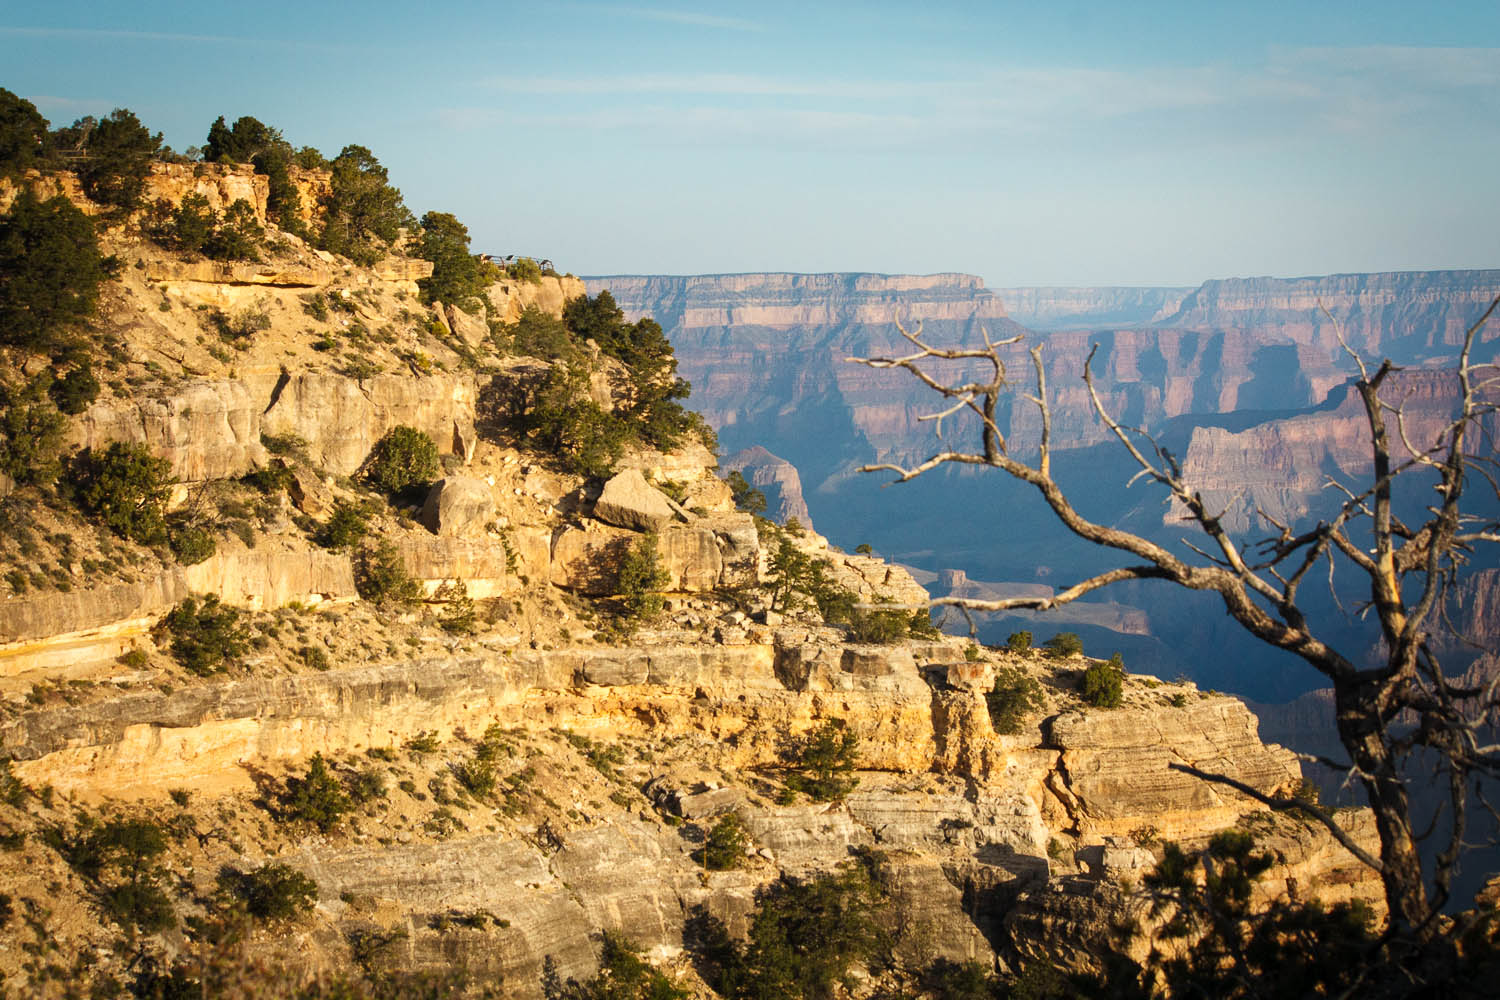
848,296,1500,963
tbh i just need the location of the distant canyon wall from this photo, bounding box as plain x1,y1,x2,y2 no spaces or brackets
998,286,1193,330
590,270,1500,502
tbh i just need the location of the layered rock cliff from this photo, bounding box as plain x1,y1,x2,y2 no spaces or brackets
0,170,1395,996
1160,270,1500,361
998,286,1193,330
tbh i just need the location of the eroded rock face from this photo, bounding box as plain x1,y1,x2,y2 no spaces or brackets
999,286,1194,331
261,371,478,475
180,543,357,610
143,259,333,288
1044,698,1301,840
0,629,1383,995
68,379,269,484
486,275,587,325
1173,369,1500,532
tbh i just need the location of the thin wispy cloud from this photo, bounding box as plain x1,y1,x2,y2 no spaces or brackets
0,24,341,50
565,4,762,32
484,72,920,99
473,44,1499,146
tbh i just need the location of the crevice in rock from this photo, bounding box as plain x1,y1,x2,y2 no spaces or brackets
1044,754,1084,839
264,366,292,415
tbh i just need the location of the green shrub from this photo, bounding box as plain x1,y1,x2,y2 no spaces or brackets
719,862,887,1000
0,89,52,176
618,532,669,622
160,595,247,675
363,425,439,494
435,579,477,634
76,108,161,210
167,520,217,565
906,607,941,639
301,292,330,322
507,257,542,284
0,761,28,807
202,199,263,261
294,146,328,169
1042,631,1083,658
563,293,704,453
499,305,576,360
147,192,222,255
204,116,301,232
71,442,173,544
0,375,66,485
0,191,108,351
415,211,487,308
49,363,100,415
315,500,371,551
571,930,690,1000
318,144,414,266
767,534,811,613
784,720,860,803
452,756,496,798
854,543,873,555
355,539,421,604
1081,654,1124,709
726,470,767,515
405,731,440,754
703,812,750,871
987,665,1045,735
519,362,631,477
279,753,351,831
1007,630,1033,653
217,862,317,922
928,959,1001,1000
208,304,272,345
298,644,330,671
52,817,175,933
847,602,911,644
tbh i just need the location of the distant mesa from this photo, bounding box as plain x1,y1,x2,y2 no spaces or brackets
720,445,813,531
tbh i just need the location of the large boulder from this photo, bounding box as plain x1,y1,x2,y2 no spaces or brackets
421,477,495,537
592,469,682,533
282,461,333,516
444,304,490,347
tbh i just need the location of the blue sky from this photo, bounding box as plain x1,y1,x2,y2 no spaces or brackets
4,1,1498,285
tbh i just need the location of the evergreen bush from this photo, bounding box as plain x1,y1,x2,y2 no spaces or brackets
364,426,439,494
0,191,108,351
1081,654,1124,709
160,595,247,676
279,753,352,831
217,863,317,922
76,108,161,210
0,375,66,485
784,720,860,803
1042,631,1083,658
71,442,173,544
987,665,1045,734
355,540,421,604
703,812,750,871
618,532,669,622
